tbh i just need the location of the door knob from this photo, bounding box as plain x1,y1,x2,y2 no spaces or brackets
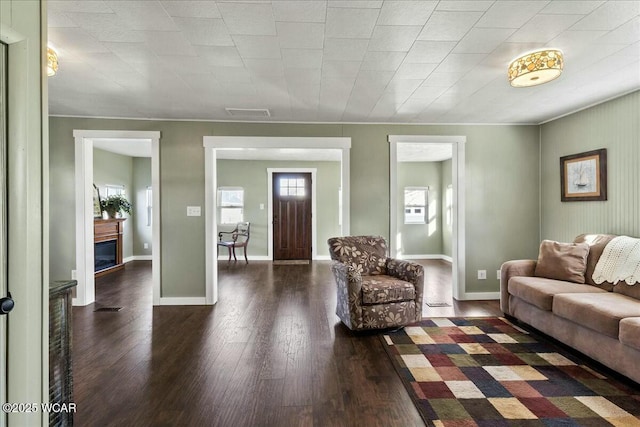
0,292,14,315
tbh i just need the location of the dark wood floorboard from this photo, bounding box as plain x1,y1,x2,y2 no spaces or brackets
73,260,501,426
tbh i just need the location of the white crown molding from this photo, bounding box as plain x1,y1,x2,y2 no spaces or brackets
51,114,538,126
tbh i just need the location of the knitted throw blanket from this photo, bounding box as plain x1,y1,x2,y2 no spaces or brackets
592,236,640,285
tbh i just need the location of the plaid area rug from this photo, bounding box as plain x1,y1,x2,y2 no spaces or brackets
381,317,640,427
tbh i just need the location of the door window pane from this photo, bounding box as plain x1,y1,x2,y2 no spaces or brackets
279,177,305,197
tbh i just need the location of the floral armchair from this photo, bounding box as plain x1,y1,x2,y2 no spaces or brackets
327,236,424,331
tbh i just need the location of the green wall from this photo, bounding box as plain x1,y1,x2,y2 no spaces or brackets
49,117,540,297
217,159,341,257
541,91,640,241
132,157,152,256
94,148,134,259
397,162,442,256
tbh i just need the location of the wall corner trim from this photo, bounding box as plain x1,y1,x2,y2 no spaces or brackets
458,292,500,301
159,297,207,306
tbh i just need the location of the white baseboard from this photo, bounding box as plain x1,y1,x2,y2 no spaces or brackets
158,297,208,306
217,255,271,261
217,255,331,261
124,255,152,263
72,298,91,307
400,254,452,262
457,292,500,301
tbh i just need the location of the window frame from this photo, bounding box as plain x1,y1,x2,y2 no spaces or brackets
403,186,428,225
103,184,125,198
217,187,244,224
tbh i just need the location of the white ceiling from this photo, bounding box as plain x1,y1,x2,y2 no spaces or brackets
48,1,640,124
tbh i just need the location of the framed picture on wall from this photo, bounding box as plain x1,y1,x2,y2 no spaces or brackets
93,184,103,218
560,149,607,202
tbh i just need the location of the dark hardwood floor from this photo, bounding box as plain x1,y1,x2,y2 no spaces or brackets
73,260,502,426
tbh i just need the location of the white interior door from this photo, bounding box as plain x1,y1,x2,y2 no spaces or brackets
0,40,8,427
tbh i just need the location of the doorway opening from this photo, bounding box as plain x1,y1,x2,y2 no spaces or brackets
204,136,351,304
389,135,466,301
73,130,161,306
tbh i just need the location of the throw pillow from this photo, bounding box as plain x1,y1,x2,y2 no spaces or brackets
534,240,590,284
573,233,616,290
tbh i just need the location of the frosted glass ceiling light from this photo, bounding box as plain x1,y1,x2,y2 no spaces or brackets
508,49,563,87
47,47,59,77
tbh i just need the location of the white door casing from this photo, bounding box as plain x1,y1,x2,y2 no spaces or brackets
388,135,466,301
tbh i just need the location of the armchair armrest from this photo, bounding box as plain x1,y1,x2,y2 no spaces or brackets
500,259,537,315
218,230,236,241
330,261,363,330
386,258,424,320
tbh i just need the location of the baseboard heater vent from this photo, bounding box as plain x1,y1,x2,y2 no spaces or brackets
94,307,123,312
426,302,451,307
225,108,271,118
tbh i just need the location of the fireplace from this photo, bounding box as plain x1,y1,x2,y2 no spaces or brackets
95,240,117,272
94,218,126,277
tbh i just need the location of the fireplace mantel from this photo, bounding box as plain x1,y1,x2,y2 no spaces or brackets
94,218,125,277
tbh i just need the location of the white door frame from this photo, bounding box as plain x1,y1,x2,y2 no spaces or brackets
204,136,351,304
267,168,317,260
389,135,466,300
2,1,47,424
74,130,161,306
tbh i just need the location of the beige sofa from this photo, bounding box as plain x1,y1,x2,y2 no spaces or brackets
501,234,640,384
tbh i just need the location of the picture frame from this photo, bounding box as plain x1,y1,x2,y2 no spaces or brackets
560,148,607,202
93,184,103,218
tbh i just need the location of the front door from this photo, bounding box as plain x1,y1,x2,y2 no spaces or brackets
273,173,311,260
0,41,8,427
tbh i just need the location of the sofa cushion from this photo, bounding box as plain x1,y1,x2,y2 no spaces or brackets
574,234,617,290
619,318,640,351
613,283,640,299
508,276,606,311
361,275,415,305
553,293,640,338
534,240,590,283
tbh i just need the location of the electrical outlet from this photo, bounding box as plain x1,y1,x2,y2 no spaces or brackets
259,203,265,210
497,269,501,280
186,206,201,216
144,243,149,249
71,270,77,280
477,270,486,280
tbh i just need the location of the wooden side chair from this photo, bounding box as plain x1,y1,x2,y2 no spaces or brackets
218,222,250,263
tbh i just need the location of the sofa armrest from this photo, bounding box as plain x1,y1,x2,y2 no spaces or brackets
386,258,424,320
500,259,537,315
330,261,363,329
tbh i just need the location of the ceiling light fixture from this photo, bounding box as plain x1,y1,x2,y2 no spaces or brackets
508,49,563,87
47,47,59,77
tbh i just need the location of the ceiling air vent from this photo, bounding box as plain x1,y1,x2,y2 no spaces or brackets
225,108,271,118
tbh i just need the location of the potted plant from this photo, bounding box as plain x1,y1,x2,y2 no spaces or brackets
101,194,132,219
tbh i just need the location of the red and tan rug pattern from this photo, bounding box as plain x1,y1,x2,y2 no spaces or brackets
381,317,640,427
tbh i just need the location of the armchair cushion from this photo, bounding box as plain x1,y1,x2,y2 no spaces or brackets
361,276,415,305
